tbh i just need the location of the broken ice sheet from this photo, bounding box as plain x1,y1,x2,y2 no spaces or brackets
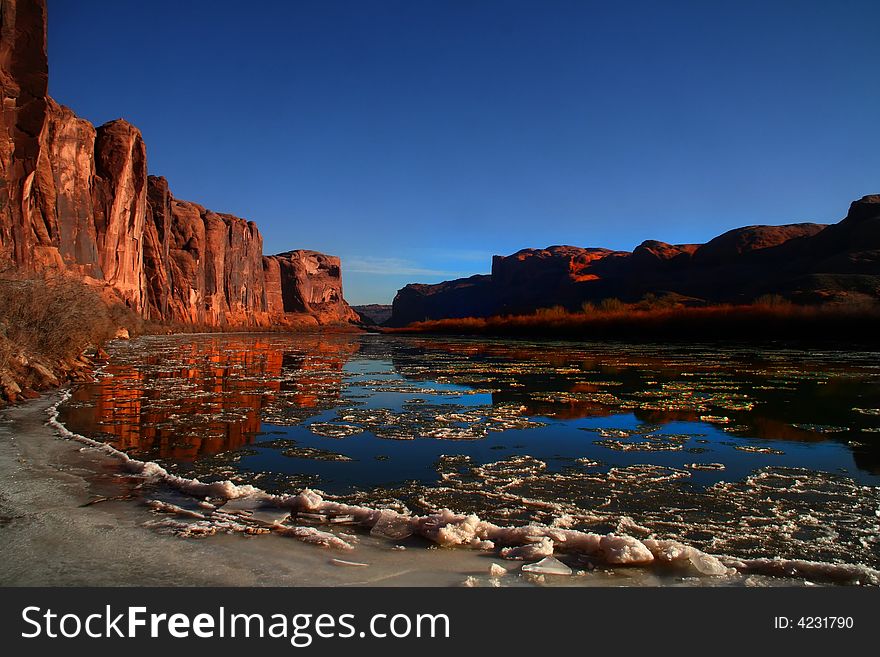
248,508,291,525
792,423,849,433
216,495,290,525
521,556,572,576
370,511,414,540
489,563,508,577
308,422,363,438
219,495,267,513
734,445,784,455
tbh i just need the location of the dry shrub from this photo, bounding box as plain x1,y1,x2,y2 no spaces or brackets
597,297,626,312
387,299,880,346
535,305,568,320
0,334,12,372
0,273,136,366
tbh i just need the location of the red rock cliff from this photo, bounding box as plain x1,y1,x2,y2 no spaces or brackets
0,0,357,328
263,250,358,325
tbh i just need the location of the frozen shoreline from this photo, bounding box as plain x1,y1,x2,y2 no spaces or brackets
0,393,539,586
1,391,876,587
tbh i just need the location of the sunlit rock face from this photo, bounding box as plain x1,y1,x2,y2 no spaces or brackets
264,250,359,325
0,0,357,327
389,199,880,325
91,119,148,312
0,0,49,269
1,2,148,312
159,190,269,327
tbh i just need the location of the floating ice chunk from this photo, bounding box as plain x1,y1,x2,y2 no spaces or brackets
274,525,354,550
685,462,726,471
291,488,325,512
522,556,572,576
370,510,414,540
143,518,219,538
221,495,270,513
249,508,290,526
489,563,508,577
462,576,479,587
500,537,554,560
551,515,576,529
599,534,654,564
723,556,880,586
145,500,206,520
616,516,652,537
792,423,849,433
643,539,729,576
330,558,369,567
853,407,880,416
298,512,330,524
421,513,491,548
734,445,784,455
329,514,356,524
308,422,363,438
699,415,731,424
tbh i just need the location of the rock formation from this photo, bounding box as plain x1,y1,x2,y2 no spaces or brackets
389,198,880,326
0,0,357,328
263,250,358,325
351,304,393,325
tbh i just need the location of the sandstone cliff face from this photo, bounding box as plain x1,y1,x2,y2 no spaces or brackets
143,175,171,320
0,0,357,328
161,193,269,327
263,250,358,324
91,119,148,312
0,0,48,269
389,203,879,326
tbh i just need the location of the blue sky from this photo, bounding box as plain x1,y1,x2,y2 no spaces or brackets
48,0,880,304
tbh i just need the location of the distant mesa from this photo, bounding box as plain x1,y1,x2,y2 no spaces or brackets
352,304,393,326
388,196,880,326
0,0,357,328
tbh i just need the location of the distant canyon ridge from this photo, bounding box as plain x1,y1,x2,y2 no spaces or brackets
388,196,880,326
1,0,357,328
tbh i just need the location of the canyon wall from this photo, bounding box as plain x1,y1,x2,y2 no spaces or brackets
389,197,880,326
0,0,356,328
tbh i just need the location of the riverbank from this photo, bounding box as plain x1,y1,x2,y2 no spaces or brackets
1,393,554,586
385,302,880,346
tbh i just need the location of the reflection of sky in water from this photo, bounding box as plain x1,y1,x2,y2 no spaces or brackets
244,403,876,496
61,333,880,495
59,334,880,569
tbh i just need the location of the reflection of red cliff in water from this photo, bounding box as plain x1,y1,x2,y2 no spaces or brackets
62,336,358,460
278,340,358,408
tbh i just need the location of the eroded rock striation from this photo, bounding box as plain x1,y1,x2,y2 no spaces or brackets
389,199,880,326
0,0,356,328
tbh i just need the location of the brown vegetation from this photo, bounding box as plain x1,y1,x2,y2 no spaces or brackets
385,297,880,346
0,273,140,402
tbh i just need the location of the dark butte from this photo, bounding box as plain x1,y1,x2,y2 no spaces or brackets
389,198,880,326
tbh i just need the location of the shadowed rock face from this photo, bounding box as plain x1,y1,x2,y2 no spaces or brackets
389,200,880,326
0,0,356,327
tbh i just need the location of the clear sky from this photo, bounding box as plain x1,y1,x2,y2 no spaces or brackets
48,0,880,305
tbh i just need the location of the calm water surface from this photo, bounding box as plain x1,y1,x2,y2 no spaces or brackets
59,333,880,568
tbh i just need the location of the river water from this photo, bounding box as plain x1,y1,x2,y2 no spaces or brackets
57,333,880,580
